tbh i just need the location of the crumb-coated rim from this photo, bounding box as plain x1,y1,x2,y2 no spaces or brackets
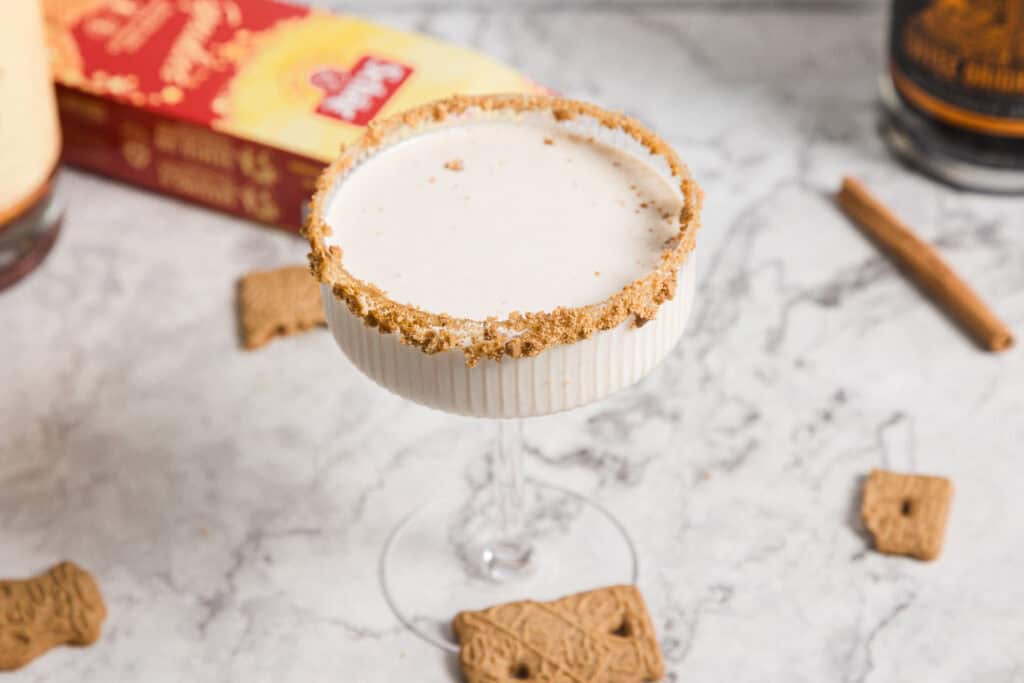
304,93,703,367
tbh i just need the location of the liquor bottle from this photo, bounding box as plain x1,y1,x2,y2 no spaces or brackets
0,0,64,291
881,0,1024,192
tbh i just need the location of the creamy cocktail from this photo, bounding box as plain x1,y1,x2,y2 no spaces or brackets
306,94,701,649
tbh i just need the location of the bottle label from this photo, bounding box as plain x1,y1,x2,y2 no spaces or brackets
0,1,62,225
891,0,1024,136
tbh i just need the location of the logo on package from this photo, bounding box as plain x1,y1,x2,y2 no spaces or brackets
311,56,412,126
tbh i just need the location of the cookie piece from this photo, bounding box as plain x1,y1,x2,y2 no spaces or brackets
0,561,107,671
453,585,664,683
861,469,953,561
239,265,325,349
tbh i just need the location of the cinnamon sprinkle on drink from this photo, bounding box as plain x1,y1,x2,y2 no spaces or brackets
836,176,1014,352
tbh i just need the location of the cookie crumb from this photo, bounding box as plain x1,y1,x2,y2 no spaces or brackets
594,271,601,276
444,159,464,171
543,136,554,145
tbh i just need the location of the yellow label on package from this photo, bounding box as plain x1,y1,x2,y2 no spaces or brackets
45,0,545,229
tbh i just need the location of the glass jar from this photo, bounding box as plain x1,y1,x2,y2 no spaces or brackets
0,0,64,291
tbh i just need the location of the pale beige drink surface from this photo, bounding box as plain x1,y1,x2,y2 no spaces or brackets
325,120,682,320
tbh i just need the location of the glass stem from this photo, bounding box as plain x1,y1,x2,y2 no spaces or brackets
486,419,532,577
496,419,527,539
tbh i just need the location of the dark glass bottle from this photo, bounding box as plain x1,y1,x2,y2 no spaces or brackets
881,0,1024,192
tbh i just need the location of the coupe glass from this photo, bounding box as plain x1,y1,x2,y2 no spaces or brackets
307,95,700,651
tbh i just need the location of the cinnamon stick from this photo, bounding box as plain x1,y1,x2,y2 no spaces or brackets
836,177,1014,352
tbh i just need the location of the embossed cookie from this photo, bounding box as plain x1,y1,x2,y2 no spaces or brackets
861,469,953,561
453,585,664,683
239,265,326,349
0,561,107,671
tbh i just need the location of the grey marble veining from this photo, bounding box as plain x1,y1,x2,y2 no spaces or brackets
3,4,1024,682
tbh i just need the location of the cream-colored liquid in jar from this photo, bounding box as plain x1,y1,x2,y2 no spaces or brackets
0,0,61,224
324,121,682,320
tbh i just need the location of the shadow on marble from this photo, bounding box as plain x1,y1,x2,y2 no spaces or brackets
0,401,367,582
846,473,871,552
442,649,462,681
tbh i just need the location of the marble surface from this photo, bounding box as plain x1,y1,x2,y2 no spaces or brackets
4,3,1024,682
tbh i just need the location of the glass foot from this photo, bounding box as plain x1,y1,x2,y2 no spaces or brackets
380,480,638,652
